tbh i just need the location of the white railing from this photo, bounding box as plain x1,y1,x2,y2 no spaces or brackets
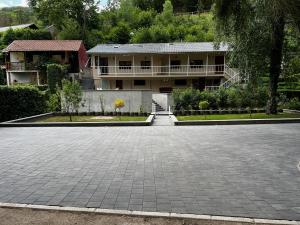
221,65,240,88
92,64,225,77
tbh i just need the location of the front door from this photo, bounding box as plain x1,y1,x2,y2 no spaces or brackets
116,80,123,90
100,57,108,74
215,56,224,74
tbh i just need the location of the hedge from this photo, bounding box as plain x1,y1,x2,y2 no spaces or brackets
0,85,47,122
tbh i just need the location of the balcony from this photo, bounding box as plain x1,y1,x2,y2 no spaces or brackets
93,64,226,77
6,62,39,71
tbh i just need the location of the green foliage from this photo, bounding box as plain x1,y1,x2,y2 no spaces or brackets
47,91,61,112
199,100,209,110
1,28,52,46
0,69,5,85
284,98,300,110
30,0,99,48
0,7,36,27
0,85,47,122
172,88,201,110
47,64,67,93
61,79,83,121
173,86,269,111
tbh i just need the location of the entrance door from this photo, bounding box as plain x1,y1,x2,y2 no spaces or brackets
116,80,123,90
100,57,108,74
215,56,224,74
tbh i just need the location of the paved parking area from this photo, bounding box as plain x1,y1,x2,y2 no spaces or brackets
0,124,299,220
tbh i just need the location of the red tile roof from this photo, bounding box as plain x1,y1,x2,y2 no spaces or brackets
3,40,84,52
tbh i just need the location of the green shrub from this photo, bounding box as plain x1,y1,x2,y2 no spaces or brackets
199,100,209,110
285,98,300,110
172,88,201,110
0,85,47,122
47,92,61,112
47,64,67,93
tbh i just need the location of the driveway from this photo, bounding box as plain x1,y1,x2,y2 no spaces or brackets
0,124,299,220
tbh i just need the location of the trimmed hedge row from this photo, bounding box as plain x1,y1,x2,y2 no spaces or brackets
0,85,47,122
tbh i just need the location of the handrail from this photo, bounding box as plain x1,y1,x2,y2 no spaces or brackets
92,64,226,76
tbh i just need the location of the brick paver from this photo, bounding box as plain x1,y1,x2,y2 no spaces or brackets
0,124,299,220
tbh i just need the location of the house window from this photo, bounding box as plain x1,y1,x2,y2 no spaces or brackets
175,79,187,86
190,60,203,68
141,61,151,69
119,61,132,69
171,60,181,69
134,80,146,86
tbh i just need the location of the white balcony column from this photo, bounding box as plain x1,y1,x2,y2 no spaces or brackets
132,55,135,76
151,55,154,76
206,54,208,76
37,71,40,86
114,56,117,76
6,71,10,86
187,55,190,76
168,54,171,76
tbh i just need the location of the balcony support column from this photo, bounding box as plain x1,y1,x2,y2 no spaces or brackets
151,55,154,76
6,71,10,86
132,55,135,76
187,55,190,76
168,54,170,76
114,56,117,76
206,54,208,76
37,71,40,86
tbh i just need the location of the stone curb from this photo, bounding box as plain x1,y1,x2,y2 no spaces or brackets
3,112,53,123
0,203,299,225
0,121,152,127
0,114,155,127
174,118,300,126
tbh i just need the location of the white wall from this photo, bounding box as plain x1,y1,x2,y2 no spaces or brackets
78,90,153,113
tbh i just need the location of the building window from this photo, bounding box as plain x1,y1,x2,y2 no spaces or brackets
175,79,187,86
119,61,132,69
141,61,151,69
171,60,181,69
134,80,146,86
190,59,203,68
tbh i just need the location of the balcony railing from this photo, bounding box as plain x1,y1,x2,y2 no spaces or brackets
6,62,38,71
92,64,225,77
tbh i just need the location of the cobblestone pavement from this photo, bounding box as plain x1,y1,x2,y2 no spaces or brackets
0,124,299,220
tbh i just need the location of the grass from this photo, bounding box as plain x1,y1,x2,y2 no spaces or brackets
176,113,300,121
38,116,147,122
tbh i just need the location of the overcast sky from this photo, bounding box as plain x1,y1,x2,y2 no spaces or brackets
0,0,108,8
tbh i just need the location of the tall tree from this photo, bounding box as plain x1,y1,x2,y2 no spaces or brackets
214,0,300,114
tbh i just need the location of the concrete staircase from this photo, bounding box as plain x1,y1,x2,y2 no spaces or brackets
152,100,165,112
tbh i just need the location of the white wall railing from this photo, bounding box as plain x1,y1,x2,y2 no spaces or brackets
92,64,226,77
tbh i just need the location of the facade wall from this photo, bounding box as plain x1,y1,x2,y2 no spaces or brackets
78,90,153,113
10,72,36,84
10,52,24,62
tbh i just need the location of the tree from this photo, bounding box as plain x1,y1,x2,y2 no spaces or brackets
29,0,99,47
61,79,83,122
47,64,67,93
214,0,300,114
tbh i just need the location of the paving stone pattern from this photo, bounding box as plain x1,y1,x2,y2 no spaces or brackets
0,124,299,220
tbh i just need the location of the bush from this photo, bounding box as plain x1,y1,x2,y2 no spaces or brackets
47,64,67,93
172,88,201,110
199,100,209,110
47,92,61,112
285,98,300,110
114,98,125,111
0,85,47,122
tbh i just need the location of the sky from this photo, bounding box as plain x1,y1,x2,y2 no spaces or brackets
0,0,108,8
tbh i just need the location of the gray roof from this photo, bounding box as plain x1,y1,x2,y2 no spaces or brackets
0,23,37,33
87,42,229,54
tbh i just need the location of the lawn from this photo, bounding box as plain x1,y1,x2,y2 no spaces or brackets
176,113,300,121
38,116,148,122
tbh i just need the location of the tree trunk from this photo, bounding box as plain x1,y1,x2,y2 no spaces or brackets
267,16,285,114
